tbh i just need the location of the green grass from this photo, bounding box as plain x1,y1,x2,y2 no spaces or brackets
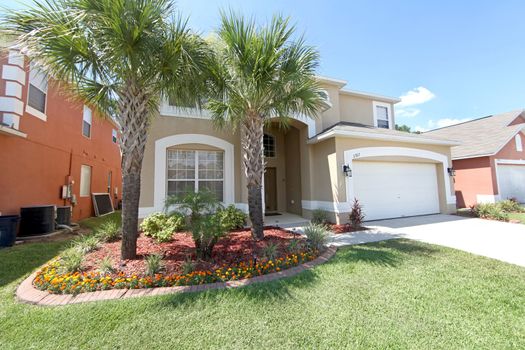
79,211,122,230
509,212,525,224
1,238,525,349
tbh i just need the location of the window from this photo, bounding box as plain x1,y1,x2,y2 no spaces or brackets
82,105,92,138
112,129,117,143
80,165,92,197
27,63,48,113
375,105,390,129
166,149,224,201
263,134,276,157
516,134,523,152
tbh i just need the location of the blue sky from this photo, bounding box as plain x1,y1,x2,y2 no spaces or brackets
4,0,525,131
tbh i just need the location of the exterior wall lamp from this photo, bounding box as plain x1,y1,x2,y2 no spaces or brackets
447,167,456,177
342,164,352,177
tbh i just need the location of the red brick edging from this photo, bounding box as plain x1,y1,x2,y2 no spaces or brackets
16,246,337,306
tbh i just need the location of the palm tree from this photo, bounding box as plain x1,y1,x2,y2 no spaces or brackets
4,0,210,259
207,13,327,240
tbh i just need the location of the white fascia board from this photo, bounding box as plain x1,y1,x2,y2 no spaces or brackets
340,89,401,103
309,129,461,146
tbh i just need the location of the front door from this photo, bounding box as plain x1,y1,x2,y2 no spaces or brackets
264,167,277,212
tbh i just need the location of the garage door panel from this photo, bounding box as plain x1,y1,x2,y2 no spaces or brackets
353,161,440,221
498,164,525,202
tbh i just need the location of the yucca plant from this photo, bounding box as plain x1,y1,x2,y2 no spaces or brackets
4,0,211,259
206,12,327,240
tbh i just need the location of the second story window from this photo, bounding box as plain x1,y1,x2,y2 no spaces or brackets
112,129,118,143
374,102,391,129
82,105,92,138
27,63,48,114
263,134,276,157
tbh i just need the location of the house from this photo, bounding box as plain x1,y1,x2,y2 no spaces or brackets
138,76,459,223
425,110,525,207
0,44,122,221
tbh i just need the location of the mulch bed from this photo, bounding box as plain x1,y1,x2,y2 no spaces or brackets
329,224,368,234
83,227,304,276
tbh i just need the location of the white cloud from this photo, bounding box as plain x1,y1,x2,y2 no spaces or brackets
428,118,471,129
397,86,435,107
396,107,421,118
414,125,428,132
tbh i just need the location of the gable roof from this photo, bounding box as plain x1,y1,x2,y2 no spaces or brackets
425,110,525,159
309,122,460,146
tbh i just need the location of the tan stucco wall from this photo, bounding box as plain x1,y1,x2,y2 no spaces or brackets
139,115,244,208
308,138,339,202
284,127,303,214
318,82,341,131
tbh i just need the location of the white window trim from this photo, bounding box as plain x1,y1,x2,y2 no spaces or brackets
166,149,225,199
153,134,234,213
26,103,47,122
515,134,523,152
26,65,48,121
79,165,92,197
372,101,392,129
82,105,92,139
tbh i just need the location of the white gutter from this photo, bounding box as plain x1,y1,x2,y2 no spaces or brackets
308,129,461,146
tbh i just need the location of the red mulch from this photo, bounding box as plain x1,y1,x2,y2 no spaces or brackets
329,223,368,234
82,227,304,276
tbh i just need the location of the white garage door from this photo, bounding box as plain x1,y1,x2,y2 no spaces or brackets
498,164,525,202
353,161,440,221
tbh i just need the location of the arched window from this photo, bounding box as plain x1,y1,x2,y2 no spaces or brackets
516,134,523,152
263,134,276,157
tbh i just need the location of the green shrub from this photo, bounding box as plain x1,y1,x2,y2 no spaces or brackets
74,235,100,254
99,256,115,275
59,249,84,273
472,203,509,221
181,257,196,275
304,224,328,251
95,220,121,242
165,189,221,224
261,242,278,260
140,212,185,243
287,238,303,254
191,213,228,261
217,205,247,231
498,199,524,213
349,198,365,228
311,209,329,225
145,253,163,276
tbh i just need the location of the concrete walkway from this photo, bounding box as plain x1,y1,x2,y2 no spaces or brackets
328,214,525,268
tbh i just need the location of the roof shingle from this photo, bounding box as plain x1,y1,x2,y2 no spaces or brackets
425,110,525,159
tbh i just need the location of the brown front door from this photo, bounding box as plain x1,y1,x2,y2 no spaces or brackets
264,167,277,212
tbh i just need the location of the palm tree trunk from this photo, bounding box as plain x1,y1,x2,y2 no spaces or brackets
241,114,265,240
118,84,151,260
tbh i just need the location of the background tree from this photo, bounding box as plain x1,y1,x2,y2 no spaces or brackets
395,124,412,132
4,0,210,259
206,12,327,240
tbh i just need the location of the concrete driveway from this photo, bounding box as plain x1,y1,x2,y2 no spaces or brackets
329,214,525,268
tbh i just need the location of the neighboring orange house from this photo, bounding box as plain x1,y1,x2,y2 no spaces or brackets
426,110,525,208
0,45,122,221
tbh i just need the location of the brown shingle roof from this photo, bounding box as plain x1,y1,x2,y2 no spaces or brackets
425,110,525,159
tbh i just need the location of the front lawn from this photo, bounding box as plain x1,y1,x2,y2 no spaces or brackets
1,239,524,349
509,211,525,224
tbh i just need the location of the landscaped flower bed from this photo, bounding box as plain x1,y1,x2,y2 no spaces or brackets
33,249,318,295
32,226,323,295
